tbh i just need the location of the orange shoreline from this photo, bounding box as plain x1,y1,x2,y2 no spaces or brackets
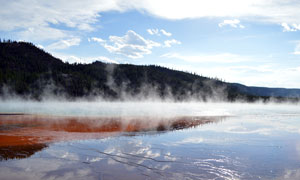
0,114,224,160
0,115,224,146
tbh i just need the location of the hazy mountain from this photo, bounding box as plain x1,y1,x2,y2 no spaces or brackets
231,83,300,98
0,40,299,102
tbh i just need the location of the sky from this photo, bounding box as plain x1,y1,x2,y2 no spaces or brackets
1,0,300,88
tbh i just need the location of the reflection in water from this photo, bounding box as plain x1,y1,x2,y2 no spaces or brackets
0,143,47,161
0,114,224,133
276,169,300,180
1,103,300,179
0,114,223,161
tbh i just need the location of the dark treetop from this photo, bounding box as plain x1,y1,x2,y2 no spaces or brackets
0,40,299,102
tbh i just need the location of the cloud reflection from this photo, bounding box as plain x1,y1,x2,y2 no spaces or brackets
0,114,223,161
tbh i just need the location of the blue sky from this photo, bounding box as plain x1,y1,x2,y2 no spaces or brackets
1,0,300,88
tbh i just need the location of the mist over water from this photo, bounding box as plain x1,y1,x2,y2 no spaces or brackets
1,100,298,117
0,101,232,117
0,101,300,179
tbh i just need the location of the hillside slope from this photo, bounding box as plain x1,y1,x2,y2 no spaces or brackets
0,41,299,102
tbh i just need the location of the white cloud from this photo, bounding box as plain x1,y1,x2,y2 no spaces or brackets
147,28,159,35
135,0,300,27
88,37,106,43
101,0,300,35
291,67,300,72
276,169,300,180
282,23,300,32
18,26,68,41
3,0,300,42
293,41,300,55
60,55,82,63
157,62,300,88
163,39,181,47
282,23,296,32
160,29,172,36
219,19,245,28
161,52,249,63
147,29,172,36
177,137,204,144
0,0,127,41
53,53,118,64
47,38,81,50
92,30,161,58
36,44,44,49
94,56,119,64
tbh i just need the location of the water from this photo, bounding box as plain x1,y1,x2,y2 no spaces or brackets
0,102,300,179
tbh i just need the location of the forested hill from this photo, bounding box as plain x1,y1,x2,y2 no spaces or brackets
0,41,299,102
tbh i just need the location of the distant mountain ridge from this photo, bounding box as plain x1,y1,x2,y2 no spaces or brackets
231,83,300,98
0,40,299,102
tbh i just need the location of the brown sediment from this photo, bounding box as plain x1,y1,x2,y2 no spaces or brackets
0,135,42,146
0,113,28,115
0,134,48,160
0,114,225,160
0,115,224,134
0,143,47,161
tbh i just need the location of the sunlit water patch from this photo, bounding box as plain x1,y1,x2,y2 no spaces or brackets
0,102,300,179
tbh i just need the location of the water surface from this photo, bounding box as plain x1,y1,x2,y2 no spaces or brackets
0,102,300,179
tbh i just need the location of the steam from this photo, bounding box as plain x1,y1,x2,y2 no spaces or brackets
0,61,299,105
0,100,299,118
0,101,231,117
0,62,242,102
